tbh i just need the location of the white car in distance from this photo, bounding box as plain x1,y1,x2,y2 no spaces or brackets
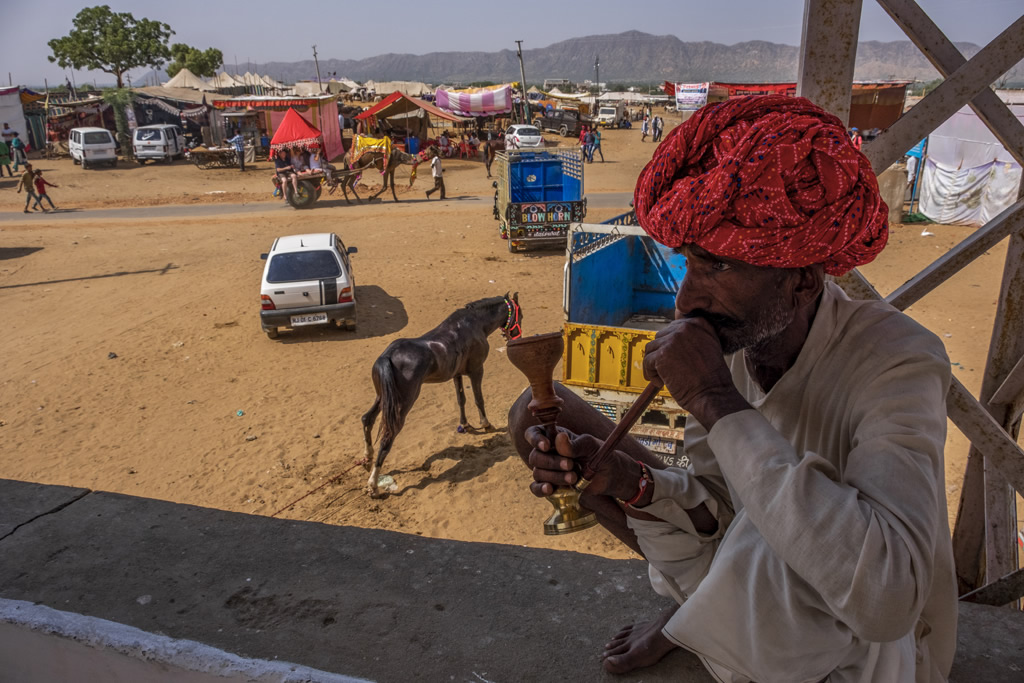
259,233,358,339
504,124,543,149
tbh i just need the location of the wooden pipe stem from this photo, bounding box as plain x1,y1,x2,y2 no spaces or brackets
577,380,662,488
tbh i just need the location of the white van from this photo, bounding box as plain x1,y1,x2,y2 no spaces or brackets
133,124,185,163
596,103,626,128
68,127,117,169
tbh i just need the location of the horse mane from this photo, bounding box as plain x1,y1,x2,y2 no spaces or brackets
464,295,506,311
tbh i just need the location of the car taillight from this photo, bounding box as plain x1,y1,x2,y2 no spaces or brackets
261,295,275,310
338,287,353,303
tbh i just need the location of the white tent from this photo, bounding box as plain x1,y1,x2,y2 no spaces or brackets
207,71,243,90
0,86,25,144
919,101,1024,226
163,68,215,91
364,80,432,97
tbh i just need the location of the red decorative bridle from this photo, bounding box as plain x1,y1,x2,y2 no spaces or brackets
501,296,523,341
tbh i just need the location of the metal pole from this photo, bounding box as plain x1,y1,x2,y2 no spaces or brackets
515,40,528,124
595,55,600,95
312,45,323,93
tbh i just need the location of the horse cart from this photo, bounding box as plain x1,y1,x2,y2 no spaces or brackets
187,145,239,169
275,168,363,209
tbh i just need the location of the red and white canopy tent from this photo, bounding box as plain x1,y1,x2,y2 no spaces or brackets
269,107,324,157
355,91,468,139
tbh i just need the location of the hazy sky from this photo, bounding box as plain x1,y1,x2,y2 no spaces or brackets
11,0,1022,86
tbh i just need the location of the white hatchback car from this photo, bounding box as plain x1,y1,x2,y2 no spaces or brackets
259,233,358,339
504,124,543,149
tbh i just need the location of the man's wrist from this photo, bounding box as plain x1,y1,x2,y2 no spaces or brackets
688,386,751,431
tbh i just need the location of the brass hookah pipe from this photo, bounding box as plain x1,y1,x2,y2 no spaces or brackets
507,332,663,535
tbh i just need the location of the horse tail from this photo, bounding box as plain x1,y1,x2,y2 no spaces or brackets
373,354,402,444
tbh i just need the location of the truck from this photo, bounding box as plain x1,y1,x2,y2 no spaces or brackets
560,214,690,468
532,109,590,138
595,103,626,128
492,148,587,253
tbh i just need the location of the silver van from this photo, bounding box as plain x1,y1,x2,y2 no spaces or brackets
133,124,185,163
69,127,117,169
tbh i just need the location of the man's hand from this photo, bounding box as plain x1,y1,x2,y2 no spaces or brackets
642,316,750,430
524,427,640,501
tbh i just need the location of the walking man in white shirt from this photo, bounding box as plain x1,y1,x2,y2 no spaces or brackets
425,150,445,200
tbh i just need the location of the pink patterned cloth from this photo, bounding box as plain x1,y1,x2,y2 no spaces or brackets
633,95,888,275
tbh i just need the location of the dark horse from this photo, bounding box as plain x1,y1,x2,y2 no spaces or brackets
360,293,523,497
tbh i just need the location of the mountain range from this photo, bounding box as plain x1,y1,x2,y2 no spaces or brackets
144,31,1024,87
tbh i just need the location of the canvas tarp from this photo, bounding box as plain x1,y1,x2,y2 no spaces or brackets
434,85,513,117
163,68,215,91
355,91,467,125
270,107,322,153
919,103,1024,226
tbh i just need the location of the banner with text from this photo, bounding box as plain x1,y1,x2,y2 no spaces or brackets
675,83,709,111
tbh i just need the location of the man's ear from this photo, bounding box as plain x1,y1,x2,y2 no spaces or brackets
791,265,825,309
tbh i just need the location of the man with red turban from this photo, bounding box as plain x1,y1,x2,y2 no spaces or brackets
511,96,956,682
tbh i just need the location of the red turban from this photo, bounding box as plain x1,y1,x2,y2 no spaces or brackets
634,95,888,276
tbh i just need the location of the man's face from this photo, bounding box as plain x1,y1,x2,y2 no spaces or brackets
675,245,797,355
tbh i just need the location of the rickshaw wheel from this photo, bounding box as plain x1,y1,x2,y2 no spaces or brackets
287,179,319,209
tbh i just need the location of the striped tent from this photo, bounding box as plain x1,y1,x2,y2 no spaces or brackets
434,84,512,117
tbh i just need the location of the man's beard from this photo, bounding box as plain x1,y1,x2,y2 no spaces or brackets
690,293,794,356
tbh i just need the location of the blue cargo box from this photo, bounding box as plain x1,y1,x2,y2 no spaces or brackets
508,150,583,203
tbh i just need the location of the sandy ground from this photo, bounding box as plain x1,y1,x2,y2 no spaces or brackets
0,114,1010,561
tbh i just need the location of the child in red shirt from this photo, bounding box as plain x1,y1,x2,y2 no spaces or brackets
33,170,58,212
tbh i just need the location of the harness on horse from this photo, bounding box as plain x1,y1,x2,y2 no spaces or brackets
502,296,523,341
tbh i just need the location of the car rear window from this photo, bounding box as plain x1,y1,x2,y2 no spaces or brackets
517,127,540,136
135,129,163,141
83,132,113,144
267,251,341,283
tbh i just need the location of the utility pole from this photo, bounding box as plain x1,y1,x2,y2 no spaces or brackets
515,40,528,123
595,55,600,95
312,44,323,93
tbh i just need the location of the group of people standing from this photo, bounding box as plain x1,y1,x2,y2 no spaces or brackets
578,126,604,163
1,122,28,175
641,115,664,143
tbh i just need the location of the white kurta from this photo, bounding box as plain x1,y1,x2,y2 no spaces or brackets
627,281,957,683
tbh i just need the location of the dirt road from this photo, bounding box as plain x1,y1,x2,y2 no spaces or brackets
0,120,1002,559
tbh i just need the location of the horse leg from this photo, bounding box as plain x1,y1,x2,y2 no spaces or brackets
367,433,397,499
468,366,494,432
350,179,362,204
453,375,469,433
360,396,381,461
390,168,400,202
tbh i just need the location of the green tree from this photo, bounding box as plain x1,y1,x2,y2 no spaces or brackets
47,5,173,88
102,87,135,159
166,44,224,79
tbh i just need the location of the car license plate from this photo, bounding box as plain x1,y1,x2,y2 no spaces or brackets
529,228,566,238
290,312,328,326
634,434,676,455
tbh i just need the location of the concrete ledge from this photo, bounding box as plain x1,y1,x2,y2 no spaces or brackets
0,479,710,682
0,479,88,539
2,478,1023,682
